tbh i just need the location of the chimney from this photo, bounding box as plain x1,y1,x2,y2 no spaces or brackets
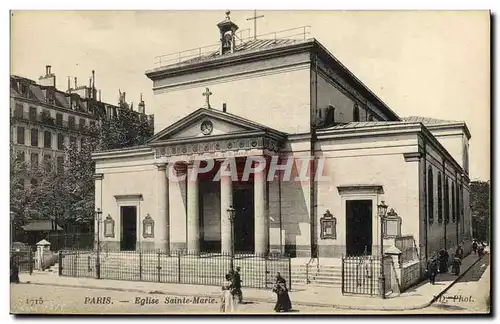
89,77,92,88
138,93,145,114
39,65,56,87
222,103,227,113
74,77,78,88
99,90,101,101
92,70,96,99
67,76,71,91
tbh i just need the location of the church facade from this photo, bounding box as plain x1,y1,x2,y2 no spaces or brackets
92,14,472,264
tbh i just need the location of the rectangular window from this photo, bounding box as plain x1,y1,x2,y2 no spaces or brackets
43,155,52,172
68,116,75,130
14,104,23,118
57,156,64,173
79,118,86,129
56,113,63,126
17,151,25,162
44,131,52,149
30,128,38,147
57,134,64,150
70,136,76,147
30,153,38,169
16,126,25,144
30,178,38,187
29,106,37,122
90,121,96,129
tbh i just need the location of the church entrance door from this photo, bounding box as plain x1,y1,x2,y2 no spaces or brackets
233,186,255,254
120,206,137,251
345,200,372,256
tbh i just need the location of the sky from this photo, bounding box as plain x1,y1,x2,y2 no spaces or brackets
10,10,490,181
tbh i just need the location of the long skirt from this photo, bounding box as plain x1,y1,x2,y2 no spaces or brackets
274,291,292,312
221,291,237,313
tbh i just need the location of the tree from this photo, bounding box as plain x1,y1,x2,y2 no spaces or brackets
470,180,490,242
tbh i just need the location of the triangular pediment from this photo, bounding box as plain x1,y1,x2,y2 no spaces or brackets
149,108,285,143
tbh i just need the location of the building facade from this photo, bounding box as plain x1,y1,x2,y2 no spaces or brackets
10,65,150,181
92,14,472,268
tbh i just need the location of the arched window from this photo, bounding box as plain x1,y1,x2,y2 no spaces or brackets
444,178,450,224
437,172,443,224
451,183,456,223
427,166,434,224
353,104,360,122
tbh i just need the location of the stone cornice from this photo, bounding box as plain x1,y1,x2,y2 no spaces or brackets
425,122,471,140
91,146,154,161
404,152,423,162
337,184,384,194
93,173,104,180
114,194,143,201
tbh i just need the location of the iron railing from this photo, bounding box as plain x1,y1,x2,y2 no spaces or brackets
341,255,380,296
59,250,291,290
11,250,34,274
154,25,311,67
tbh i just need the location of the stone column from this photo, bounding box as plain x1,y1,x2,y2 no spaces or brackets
254,162,268,255
220,160,233,255
156,164,169,253
186,162,200,254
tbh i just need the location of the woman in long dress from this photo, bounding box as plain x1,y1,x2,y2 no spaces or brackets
220,273,237,313
273,272,292,312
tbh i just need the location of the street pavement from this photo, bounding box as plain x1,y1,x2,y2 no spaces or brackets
10,253,490,314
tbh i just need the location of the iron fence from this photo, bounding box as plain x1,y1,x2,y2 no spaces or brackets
11,250,34,274
59,250,291,290
341,255,381,296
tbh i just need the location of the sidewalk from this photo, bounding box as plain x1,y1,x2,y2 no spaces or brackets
18,253,486,311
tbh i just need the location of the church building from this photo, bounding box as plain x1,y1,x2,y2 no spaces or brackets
92,12,472,268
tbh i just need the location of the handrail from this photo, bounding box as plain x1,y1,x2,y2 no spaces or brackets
154,25,312,67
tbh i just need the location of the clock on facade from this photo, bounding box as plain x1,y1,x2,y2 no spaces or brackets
200,120,213,135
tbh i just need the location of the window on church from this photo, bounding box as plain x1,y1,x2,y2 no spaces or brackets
353,104,360,122
456,182,460,224
437,172,443,224
427,166,434,224
444,178,450,224
451,183,456,223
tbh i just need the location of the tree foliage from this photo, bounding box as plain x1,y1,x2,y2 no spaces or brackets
470,180,490,242
10,106,154,232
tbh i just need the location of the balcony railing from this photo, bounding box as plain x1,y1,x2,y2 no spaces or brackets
154,25,312,67
11,111,97,134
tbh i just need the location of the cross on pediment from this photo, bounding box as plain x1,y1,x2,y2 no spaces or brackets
202,87,213,109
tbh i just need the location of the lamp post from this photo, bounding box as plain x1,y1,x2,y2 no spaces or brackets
377,200,388,299
95,208,103,279
227,206,236,272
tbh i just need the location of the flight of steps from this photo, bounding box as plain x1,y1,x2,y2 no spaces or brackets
291,263,342,287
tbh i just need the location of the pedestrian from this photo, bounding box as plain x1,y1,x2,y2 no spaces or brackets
438,249,449,273
273,272,292,312
233,266,243,304
451,254,461,275
10,256,20,284
220,273,237,313
427,257,438,285
472,239,478,255
455,244,464,260
478,244,485,258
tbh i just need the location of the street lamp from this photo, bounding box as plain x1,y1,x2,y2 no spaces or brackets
95,208,103,279
227,206,236,272
377,200,388,299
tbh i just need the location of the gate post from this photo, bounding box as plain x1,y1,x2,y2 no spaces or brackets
177,253,181,283
139,251,143,281
288,255,292,291
29,249,33,275
341,255,344,294
157,251,161,283
58,251,63,276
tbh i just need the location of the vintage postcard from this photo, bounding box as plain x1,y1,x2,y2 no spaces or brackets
9,10,491,315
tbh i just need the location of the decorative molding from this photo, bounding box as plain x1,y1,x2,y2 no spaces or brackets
103,215,115,238
337,185,384,195
156,163,167,171
320,210,337,240
404,152,423,162
383,209,402,239
142,214,155,239
114,194,143,201
93,173,104,180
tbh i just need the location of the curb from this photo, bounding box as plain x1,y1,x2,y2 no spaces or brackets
22,254,486,312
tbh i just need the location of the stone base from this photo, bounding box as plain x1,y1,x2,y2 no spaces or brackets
170,242,187,253
101,241,120,251
283,244,311,258
317,244,345,258
137,241,156,251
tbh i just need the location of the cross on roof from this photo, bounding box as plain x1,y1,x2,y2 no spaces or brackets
202,87,213,109
246,10,264,40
